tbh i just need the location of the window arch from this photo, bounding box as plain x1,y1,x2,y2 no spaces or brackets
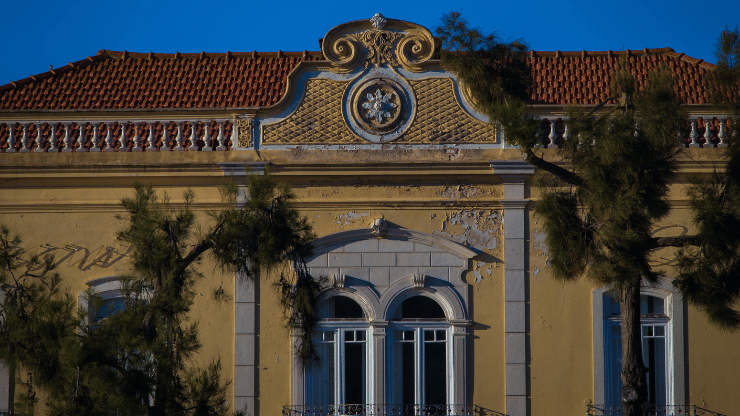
308,293,371,407
387,294,451,409
592,283,686,409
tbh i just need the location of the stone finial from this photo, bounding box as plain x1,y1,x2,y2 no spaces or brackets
370,13,386,29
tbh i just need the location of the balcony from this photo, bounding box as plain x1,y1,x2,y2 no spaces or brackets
282,404,494,416
586,404,726,416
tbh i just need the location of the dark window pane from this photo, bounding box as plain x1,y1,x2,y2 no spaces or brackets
319,296,365,319
402,342,415,404
424,342,447,405
394,296,446,319
344,342,366,404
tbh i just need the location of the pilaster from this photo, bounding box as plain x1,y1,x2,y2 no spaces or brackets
490,161,534,416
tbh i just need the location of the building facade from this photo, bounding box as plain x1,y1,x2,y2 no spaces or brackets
0,14,738,416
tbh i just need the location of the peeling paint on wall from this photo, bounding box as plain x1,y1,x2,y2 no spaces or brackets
440,185,487,199
435,210,502,282
532,228,549,257
434,210,500,250
335,211,369,227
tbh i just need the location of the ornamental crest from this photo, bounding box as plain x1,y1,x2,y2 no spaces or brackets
360,30,402,68
322,13,436,74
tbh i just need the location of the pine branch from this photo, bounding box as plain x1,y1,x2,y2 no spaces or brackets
523,150,589,189
649,235,700,248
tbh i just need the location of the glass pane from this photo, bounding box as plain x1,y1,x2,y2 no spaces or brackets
404,330,415,341
324,331,334,342
310,340,334,405
319,296,365,319
393,296,446,319
346,331,355,342
424,342,447,406
654,326,665,337
94,297,126,321
643,328,667,406
436,330,446,341
607,325,623,406
640,295,665,315
356,330,366,341
392,336,416,405
344,342,366,404
425,330,434,341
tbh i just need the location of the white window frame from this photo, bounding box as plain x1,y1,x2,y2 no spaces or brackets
387,322,453,407
592,282,685,406
308,321,373,406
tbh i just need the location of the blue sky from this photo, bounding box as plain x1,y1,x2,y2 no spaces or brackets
1,0,738,86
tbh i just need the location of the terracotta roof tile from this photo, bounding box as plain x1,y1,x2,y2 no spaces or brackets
0,47,716,110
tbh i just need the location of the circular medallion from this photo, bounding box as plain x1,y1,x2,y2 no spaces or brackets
350,78,409,136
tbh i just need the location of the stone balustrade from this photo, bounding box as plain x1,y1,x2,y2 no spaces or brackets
0,119,235,152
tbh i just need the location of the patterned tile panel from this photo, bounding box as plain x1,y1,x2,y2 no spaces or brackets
261,79,364,145
397,78,496,144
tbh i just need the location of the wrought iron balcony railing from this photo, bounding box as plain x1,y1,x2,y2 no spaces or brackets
586,404,726,416
282,404,476,416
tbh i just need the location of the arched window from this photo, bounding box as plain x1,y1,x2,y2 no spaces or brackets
389,295,450,409
308,295,369,407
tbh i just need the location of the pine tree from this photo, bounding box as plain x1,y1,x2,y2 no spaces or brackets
0,172,319,415
438,13,740,416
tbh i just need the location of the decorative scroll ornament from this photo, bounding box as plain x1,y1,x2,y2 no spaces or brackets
236,117,253,147
360,30,402,67
322,14,435,73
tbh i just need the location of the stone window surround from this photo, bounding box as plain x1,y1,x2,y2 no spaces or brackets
592,281,686,406
286,227,476,408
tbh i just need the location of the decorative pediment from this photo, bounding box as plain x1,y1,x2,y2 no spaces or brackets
321,13,436,74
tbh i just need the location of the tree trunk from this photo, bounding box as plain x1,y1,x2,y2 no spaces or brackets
620,280,648,416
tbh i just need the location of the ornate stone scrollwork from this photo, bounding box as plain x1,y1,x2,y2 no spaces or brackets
360,30,402,68
396,29,436,72
322,14,436,73
236,117,253,148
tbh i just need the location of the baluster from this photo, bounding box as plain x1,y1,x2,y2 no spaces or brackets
118,123,129,151
147,123,156,150
90,123,100,152
79,123,89,152
174,122,185,151
718,119,728,148
132,123,143,152
704,118,714,148
562,123,571,144
49,124,59,151
548,120,558,149
62,123,74,152
19,124,31,152
689,119,700,147
188,122,199,151
161,122,169,150
104,124,115,152
6,124,17,153
216,122,227,151
34,123,45,152
202,123,213,151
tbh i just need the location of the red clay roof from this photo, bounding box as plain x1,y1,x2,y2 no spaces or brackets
0,47,715,110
